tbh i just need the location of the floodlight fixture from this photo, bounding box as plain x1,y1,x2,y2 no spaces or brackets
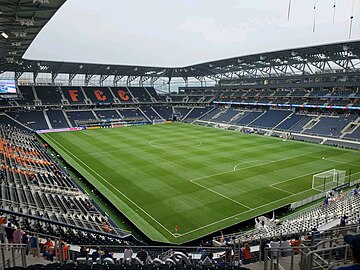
16,16,35,26
1,32,9,39
12,31,27,37
33,0,50,4
5,57,15,63
79,64,83,69
11,42,22,47
106,66,110,70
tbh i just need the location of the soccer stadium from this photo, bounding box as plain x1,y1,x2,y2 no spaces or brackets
0,0,360,270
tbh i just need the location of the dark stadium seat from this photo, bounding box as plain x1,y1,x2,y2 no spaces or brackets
249,109,292,128
65,111,97,127
7,110,49,130
128,87,152,102
35,86,63,105
17,86,36,105
46,110,70,129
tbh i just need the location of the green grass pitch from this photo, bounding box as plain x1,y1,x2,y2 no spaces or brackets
40,123,360,244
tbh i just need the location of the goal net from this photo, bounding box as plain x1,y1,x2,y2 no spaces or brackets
312,169,346,192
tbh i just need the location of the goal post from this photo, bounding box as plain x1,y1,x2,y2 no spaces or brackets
312,169,346,192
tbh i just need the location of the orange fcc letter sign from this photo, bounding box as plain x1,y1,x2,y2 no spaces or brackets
69,90,78,102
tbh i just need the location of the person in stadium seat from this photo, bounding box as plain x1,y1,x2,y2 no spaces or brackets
270,237,280,258
136,247,148,263
21,231,29,255
43,246,53,261
101,248,113,260
259,239,269,261
339,215,349,237
337,234,360,270
0,216,6,225
290,236,302,254
102,222,111,233
78,246,89,260
29,234,38,257
43,238,54,251
280,237,292,256
123,245,133,264
5,223,15,244
241,243,252,264
59,241,70,262
91,247,100,262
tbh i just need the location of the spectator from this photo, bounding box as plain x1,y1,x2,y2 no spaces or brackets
290,236,302,254
311,228,321,243
43,246,53,261
339,215,348,236
337,234,360,270
196,244,204,252
200,248,209,261
43,238,54,252
13,227,24,245
241,243,252,265
123,246,133,263
29,234,38,257
5,223,15,244
101,248,113,259
280,237,292,257
78,246,89,259
21,231,29,255
259,239,269,261
102,222,112,233
324,196,329,206
270,237,280,258
58,241,69,262
91,247,100,262
136,247,148,263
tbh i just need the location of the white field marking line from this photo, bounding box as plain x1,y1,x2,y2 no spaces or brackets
191,153,311,183
306,155,360,168
233,160,259,171
269,185,294,195
177,187,314,237
46,135,178,238
148,139,202,148
190,180,252,210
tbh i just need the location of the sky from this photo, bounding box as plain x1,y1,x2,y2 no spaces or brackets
24,0,360,68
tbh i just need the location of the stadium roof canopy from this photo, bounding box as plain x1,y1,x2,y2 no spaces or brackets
0,0,360,85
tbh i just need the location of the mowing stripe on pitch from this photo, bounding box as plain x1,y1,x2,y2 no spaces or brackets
45,135,178,238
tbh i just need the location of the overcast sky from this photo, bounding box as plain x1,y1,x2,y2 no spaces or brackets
24,0,360,67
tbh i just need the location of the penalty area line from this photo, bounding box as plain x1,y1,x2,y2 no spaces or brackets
190,179,252,210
